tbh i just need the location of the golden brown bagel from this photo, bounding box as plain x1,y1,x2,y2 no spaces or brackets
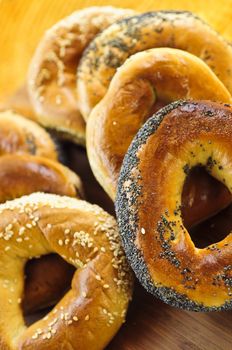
0,110,58,160
116,100,232,311
0,154,83,204
87,48,232,200
0,193,132,349
78,11,232,119
27,6,135,145
0,154,83,315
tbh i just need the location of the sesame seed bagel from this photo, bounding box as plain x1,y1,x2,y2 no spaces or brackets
0,110,58,160
87,47,232,224
27,6,135,145
78,11,232,119
0,193,133,349
0,153,84,315
116,100,232,311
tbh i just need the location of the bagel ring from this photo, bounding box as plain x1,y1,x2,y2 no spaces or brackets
0,193,132,349
116,100,232,311
0,154,83,315
27,6,135,145
0,110,58,159
78,10,232,119
87,48,231,215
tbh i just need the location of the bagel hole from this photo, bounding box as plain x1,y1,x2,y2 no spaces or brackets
189,204,232,249
182,166,232,248
23,253,75,326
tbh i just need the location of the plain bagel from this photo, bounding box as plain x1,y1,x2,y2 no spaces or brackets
86,48,232,229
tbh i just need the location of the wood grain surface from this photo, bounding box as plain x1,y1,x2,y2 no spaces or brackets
0,0,232,102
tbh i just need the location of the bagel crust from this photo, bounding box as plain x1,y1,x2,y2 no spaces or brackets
87,48,232,201
78,11,232,119
116,100,232,311
27,6,135,145
0,193,133,349
0,154,83,203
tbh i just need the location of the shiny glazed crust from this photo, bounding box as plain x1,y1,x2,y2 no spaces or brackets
0,110,58,160
87,48,232,200
116,100,232,311
27,6,135,145
0,154,83,203
0,193,133,349
78,11,232,119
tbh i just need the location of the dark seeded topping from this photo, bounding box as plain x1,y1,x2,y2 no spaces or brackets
116,100,232,311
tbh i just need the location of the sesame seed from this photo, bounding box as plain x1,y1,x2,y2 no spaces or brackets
19,227,25,235
85,315,90,321
141,227,146,234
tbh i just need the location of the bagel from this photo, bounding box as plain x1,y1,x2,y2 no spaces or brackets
87,48,231,207
27,6,135,145
78,11,232,119
116,100,232,311
0,193,132,349
0,110,58,160
0,154,83,315
0,154,83,204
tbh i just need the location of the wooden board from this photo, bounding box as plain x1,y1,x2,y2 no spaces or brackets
0,0,232,102
1,1,232,349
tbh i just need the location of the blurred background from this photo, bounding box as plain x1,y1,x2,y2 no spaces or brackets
0,0,232,103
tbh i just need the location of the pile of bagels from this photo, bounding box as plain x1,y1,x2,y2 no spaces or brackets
1,6,232,349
